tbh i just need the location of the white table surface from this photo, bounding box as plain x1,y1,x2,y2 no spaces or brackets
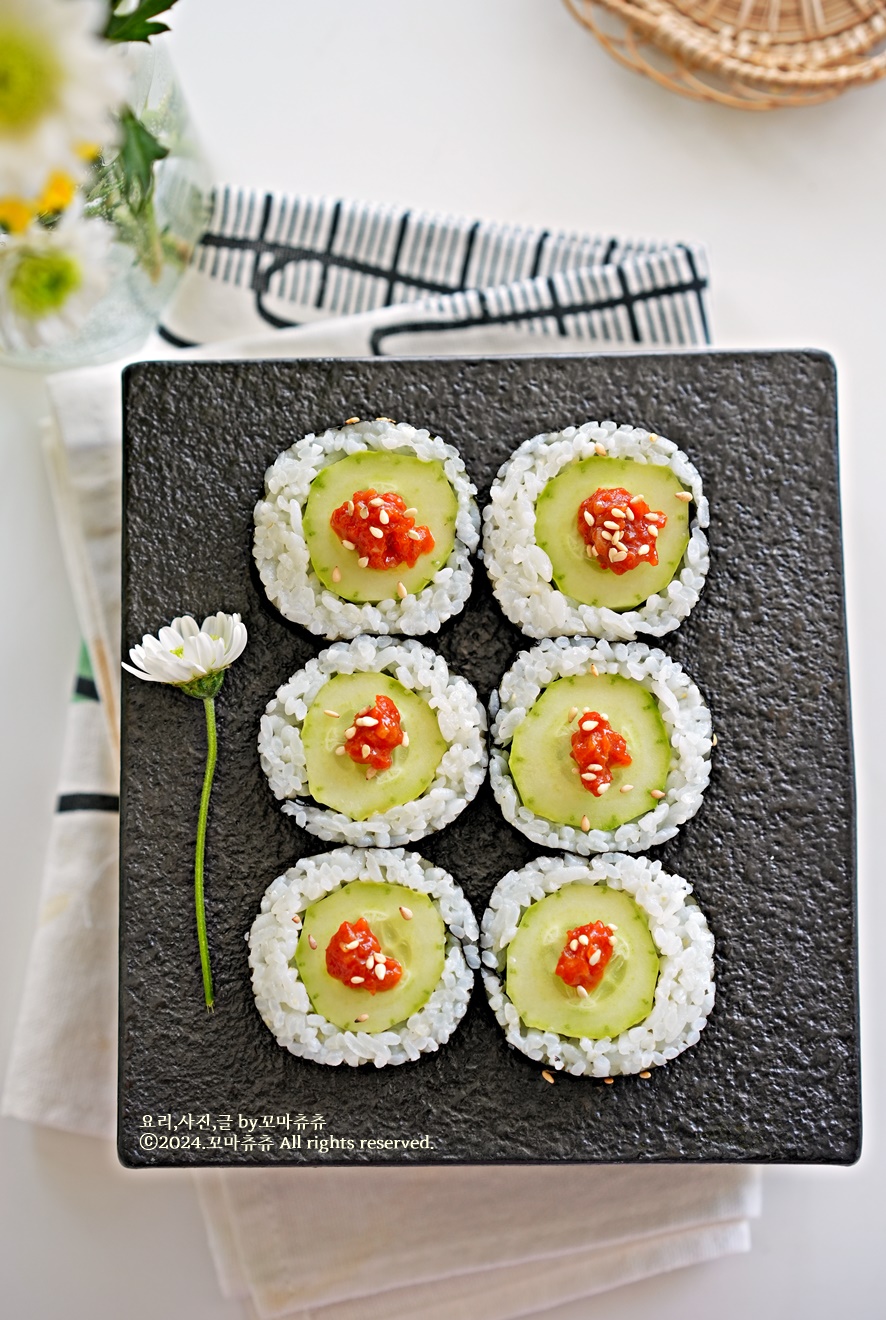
1,1,883,1315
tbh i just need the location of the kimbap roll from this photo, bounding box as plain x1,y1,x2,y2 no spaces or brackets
490,638,712,854
482,420,709,639
254,418,479,638
248,847,479,1067
259,636,487,846
480,853,715,1077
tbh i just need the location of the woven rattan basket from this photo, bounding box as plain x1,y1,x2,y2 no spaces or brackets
565,0,886,109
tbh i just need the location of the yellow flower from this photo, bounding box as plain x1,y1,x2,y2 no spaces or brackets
0,196,34,235
37,169,78,215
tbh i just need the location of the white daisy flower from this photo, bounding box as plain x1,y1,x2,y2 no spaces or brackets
123,613,248,694
0,202,114,350
0,0,127,196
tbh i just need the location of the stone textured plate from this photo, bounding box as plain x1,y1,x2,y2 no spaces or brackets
119,352,859,1168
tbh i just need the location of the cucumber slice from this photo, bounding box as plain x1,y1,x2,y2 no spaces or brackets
295,881,446,1032
535,456,690,611
505,884,659,1039
508,673,670,831
303,451,458,602
302,671,447,820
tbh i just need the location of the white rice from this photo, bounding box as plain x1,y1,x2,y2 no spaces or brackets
481,852,715,1077
254,418,480,639
482,420,709,640
259,636,488,847
248,847,479,1068
490,638,711,854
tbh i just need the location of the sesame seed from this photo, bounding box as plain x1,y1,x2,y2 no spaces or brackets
335,745,346,756
347,501,354,515
589,949,601,965
580,815,590,831
594,443,606,456
597,782,610,795
361,744,370,758
586,545,596,558
341,539,355,550
366,955,375,969
404,507,418,516
603,1077,614,1085
345,727,357,739
638,545,650,556
370,497,384,507
591,664,599,677
356,716,379,727
376,416,394,423
599,712,608,719
650,789,666,799
358,556,370,567
379,509,390,525
581,719,597,732
365,768,377,780
308,935,318,949
402,732,409,747
644,512,658,522
568,706,578,721
648,525,659,538
397,581,408,599
375,964,386,980
630,494,643,505
583,707,591,713
581,772,594,782
675,491,692,502
344,416,360,425
625,506,635,521
359,506,369,519
399,905,413,920
603,520,620,531
376,952,386,963
408,529,421,540
577,985,589,998
578,934,589,946
583,510,593,526
588,763,602,771
332,567,341,583
712,734,718,746
541,1070,555,1084
601,530,612,541
611,507,626,518
355,1013,369,1022
609,548,620,561
343,939,360,951
370,526,384,539
350,976,365,984
620,783,634,794
639,1071,652,1079
569,939,579,951
324,709,340,718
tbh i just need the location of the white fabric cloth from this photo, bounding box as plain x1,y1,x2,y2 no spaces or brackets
1,191,757,1320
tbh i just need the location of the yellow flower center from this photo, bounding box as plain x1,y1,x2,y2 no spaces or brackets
38,170,78,216
0,24,62,135
8,248,82,319
0,196,35,234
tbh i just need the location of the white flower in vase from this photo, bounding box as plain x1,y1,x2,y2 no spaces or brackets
0,0,128,196
0,202,114,350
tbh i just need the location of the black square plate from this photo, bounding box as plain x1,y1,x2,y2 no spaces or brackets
119,352,859,1167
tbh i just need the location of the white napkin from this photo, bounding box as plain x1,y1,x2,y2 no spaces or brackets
1,190,759,1319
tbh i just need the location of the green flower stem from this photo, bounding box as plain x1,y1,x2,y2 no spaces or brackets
195,695,218,1010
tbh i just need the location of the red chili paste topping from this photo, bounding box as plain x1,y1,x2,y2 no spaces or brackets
578,487,666,575
344,693,404,772
555,921,616,993
325,917,403,994
570,710,632,797
330,488,434,570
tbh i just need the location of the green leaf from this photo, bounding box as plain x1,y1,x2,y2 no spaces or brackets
104,1,181,44
116,108,168,213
